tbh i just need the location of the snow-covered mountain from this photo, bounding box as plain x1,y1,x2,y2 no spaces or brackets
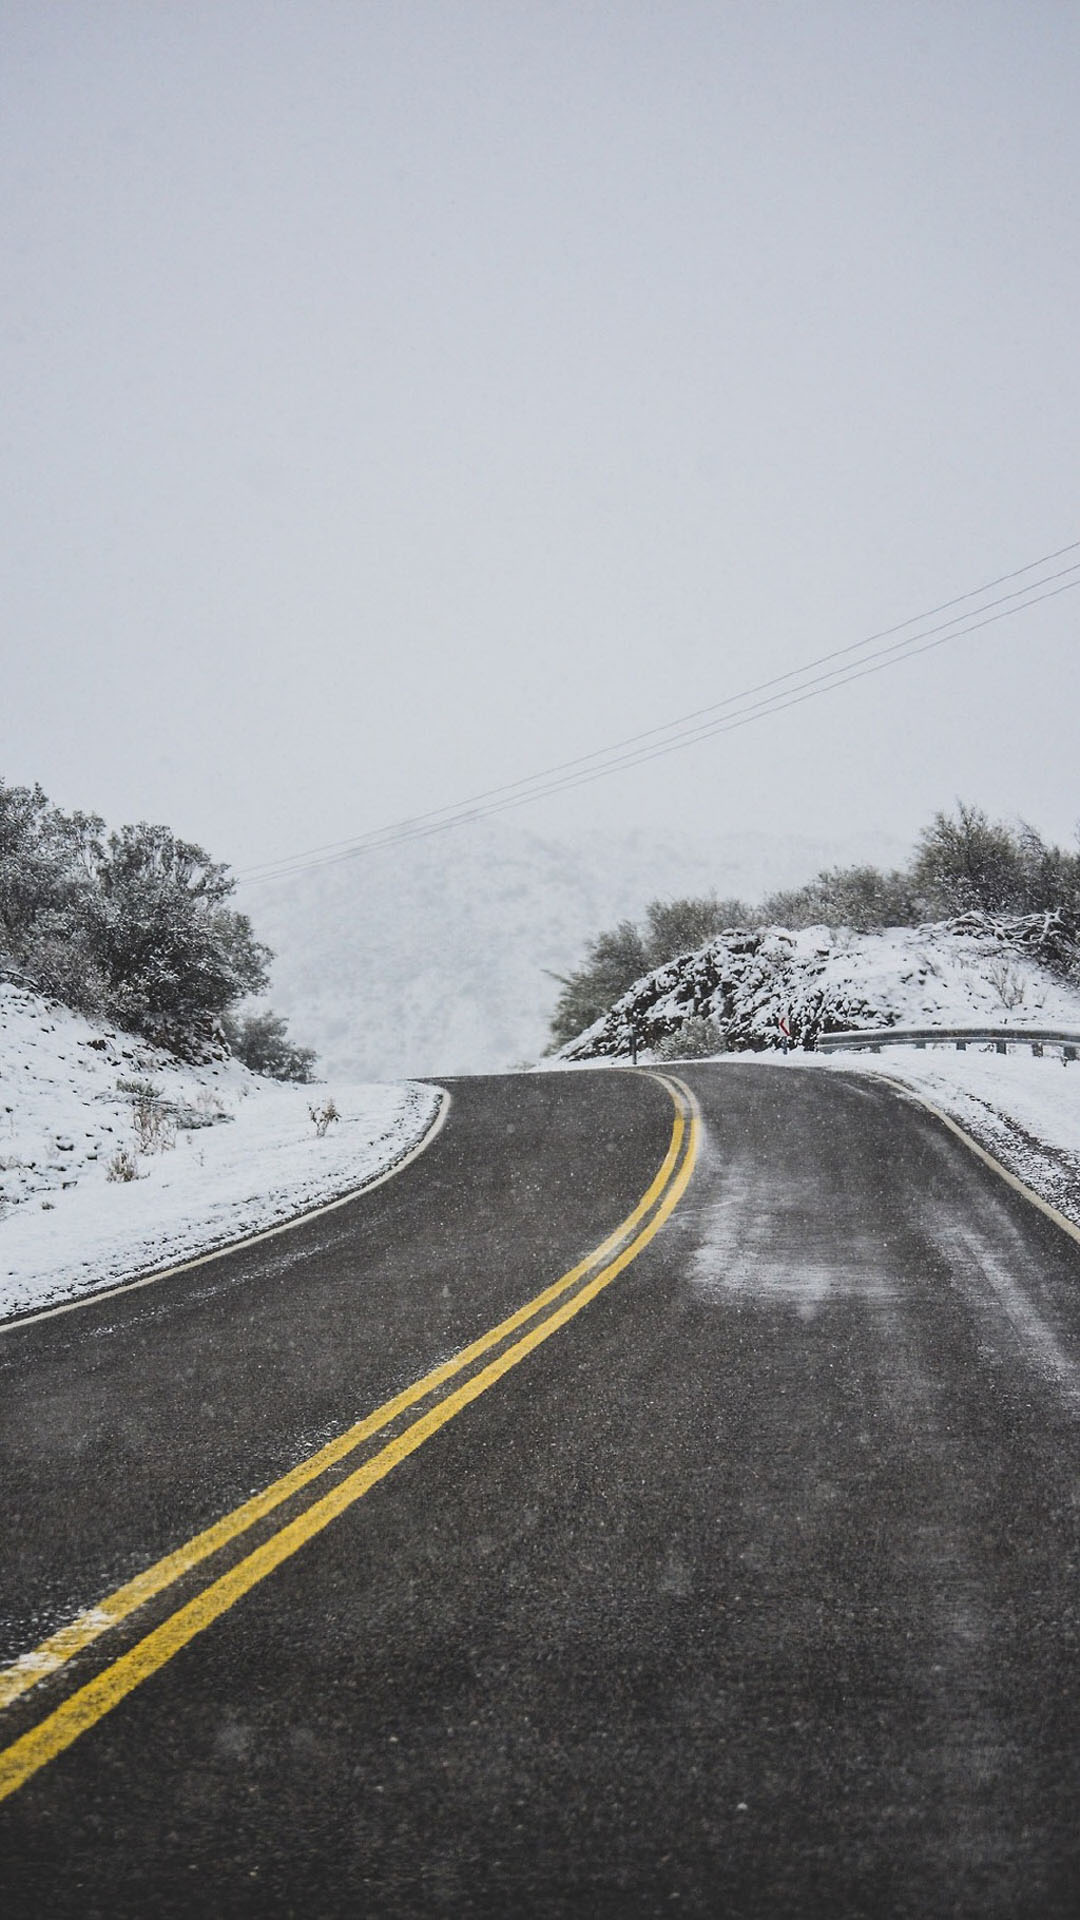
238,819,908,1079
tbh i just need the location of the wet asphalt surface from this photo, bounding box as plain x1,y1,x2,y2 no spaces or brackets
2,1062,1080,1916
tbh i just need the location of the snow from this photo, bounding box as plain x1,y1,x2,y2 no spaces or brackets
240,817,908,1079
0,984,443,1324
561,915,1080,1061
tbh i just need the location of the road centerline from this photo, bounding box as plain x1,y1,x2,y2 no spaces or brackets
0,1072,697,1799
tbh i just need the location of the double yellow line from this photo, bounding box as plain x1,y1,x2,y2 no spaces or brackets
0,1071,699,1804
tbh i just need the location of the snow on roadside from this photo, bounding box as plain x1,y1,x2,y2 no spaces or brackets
0,983,443,1323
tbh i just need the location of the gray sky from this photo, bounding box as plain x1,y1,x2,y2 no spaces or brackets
2,1,1078,872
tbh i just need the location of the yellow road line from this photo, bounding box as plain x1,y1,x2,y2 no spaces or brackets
0,1077,698,1803
0,1073,693,1723
0,1087,453,1336
0,1086,684,1713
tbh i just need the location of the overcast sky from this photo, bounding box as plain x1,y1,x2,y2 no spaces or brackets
2,2,1078,873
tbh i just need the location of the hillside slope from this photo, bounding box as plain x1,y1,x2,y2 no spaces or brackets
557,912,1080,1060
239,819,906,1079
0,982,440,1320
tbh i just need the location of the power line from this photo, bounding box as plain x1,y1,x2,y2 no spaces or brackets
247,570,1080,879
245,536,1080,875
239,541,1080,885
242,561,1080,880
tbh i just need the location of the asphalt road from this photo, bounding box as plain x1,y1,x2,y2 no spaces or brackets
2,1062,1080,1916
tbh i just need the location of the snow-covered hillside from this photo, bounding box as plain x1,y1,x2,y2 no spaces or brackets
240,818,907,1079
0,983,441,1323
558,912,1080,1059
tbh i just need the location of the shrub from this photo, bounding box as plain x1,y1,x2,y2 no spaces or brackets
131,1097,175,1155
912,805,1080,918
309,1099,340,1137
759,865,918,930
81,821,270,1045
546,920,650,1050
116,1076,161,1100
644,896,747,963
0,775,272,1054
911,804,1027,916
653,1016,726,1059
222,1009,317,1082
106,1145,140,1183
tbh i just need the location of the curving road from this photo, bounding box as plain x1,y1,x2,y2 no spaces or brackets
2,1063,1080,1916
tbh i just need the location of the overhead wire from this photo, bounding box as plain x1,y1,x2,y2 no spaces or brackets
238,541,1080,884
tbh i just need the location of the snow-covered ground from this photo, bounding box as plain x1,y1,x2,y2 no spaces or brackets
0,984,443,1324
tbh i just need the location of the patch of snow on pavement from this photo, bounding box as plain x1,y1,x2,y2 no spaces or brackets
0,983,443,1323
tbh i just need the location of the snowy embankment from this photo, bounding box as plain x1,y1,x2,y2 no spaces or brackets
0,984,443,1324
559,912,1080,1061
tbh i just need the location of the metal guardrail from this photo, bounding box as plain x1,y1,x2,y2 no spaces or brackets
816,1026,1080,1059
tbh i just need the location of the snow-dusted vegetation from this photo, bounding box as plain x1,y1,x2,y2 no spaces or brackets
557,913,1080,1061
551,806,1080,1060
0,776,275,1058
0,981,442,1323
548,806,1080,1229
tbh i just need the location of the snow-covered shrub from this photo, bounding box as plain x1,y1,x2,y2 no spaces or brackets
653,1016,726,1060
0,776,271,1057
130,1097,175,1155
309,1099,340,1137
643,896,749,963
912,805,1080,919
986,958,1027,1011
222,1008,317,1082
759,864,918,931
106,1145,140,1183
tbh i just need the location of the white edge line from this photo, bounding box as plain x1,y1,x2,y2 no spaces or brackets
0,1088,453,1335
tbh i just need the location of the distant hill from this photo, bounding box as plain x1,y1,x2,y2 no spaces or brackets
238,819,908,1080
